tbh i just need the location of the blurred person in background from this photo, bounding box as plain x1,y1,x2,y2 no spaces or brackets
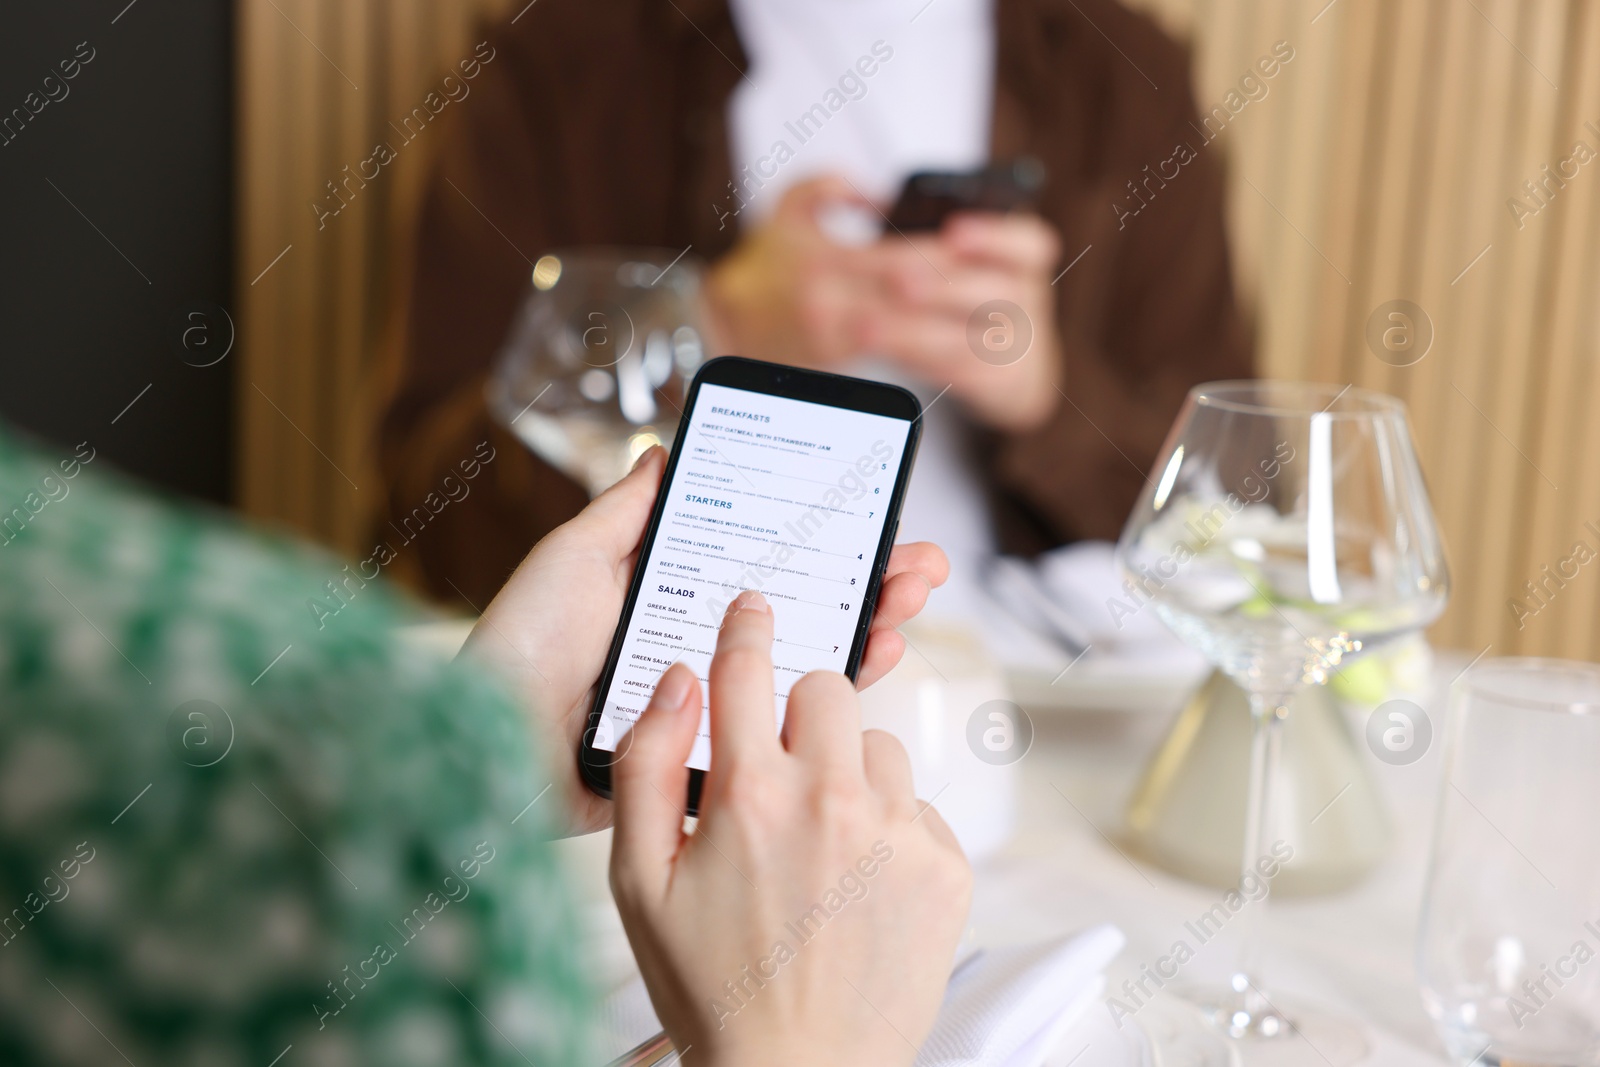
377,0,1251,609
0,427,964,1065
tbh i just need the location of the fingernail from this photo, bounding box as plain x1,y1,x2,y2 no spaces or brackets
630,445,662,473
652,662,693,711
729,590,771,616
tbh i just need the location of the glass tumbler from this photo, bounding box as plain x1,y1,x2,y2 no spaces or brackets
1418,657,1600,1066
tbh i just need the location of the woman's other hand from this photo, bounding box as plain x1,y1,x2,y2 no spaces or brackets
610,592,971,1066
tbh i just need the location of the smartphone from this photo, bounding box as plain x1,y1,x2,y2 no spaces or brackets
886,157,1046,232
578,356,923,813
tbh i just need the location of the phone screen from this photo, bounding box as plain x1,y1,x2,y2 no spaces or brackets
592,381,915,771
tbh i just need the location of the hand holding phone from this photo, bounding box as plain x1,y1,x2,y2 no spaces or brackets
580,357,925,812
610,591,971,1066
460,436,946,840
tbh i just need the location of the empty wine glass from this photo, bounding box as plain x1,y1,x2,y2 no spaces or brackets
1116,381,1449,1063
488,248,706,494
1418,658,1600,1066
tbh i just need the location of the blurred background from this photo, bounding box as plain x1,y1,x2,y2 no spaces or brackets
5,0,1598,657
7,7,1600,1062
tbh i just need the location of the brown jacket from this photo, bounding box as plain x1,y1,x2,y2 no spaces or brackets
376,0,1252,607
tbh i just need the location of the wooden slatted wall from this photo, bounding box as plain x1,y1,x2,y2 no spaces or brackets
237,0,1600,657
1121,0,1600,657
235,0,514,552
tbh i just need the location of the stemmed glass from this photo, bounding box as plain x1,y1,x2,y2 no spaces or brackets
1117,381,1449,1062
488,248,706,494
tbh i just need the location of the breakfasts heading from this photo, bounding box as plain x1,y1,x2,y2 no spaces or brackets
709,406,770,423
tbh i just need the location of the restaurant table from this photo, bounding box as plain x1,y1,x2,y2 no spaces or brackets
404,621,1461,1065
962,668,1459,1067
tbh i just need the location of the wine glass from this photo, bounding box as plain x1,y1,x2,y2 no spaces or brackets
488,248,706,494
1418,658,1600,1066
1116,380,1449,1062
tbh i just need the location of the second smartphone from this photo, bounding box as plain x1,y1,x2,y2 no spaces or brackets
578,356,923,814
886,157,1046,231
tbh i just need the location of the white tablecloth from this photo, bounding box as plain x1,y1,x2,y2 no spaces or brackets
547,650,1463,1066
977,682,1456,1066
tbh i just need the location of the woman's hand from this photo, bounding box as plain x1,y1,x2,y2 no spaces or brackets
611,592,972,1067
461,447,950,837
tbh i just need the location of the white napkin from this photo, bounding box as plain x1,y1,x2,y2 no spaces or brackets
915,924,1125,1067
979,542,1208,677
596,923,1125,1066
988,542,1181,651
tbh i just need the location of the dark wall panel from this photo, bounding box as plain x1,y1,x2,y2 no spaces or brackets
0,0,234,503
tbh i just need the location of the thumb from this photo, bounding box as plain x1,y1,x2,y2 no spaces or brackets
610,662,702,900
570,445,667,561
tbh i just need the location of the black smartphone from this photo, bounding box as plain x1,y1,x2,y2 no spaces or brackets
578,356,923,813
886,157,1046,232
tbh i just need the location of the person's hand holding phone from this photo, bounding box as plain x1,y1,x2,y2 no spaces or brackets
611,591,971,1066
856,212,1065,433
703,176,881,373
462,446,950,838
706,172,1066,434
